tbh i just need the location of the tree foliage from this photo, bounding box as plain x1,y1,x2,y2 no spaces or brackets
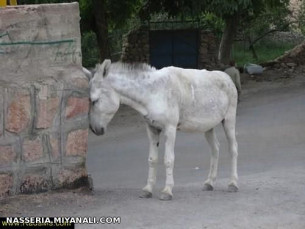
141,0,290,64
18,0,295,65
20,0,142,63
79,0,142,32
18,0,75,4
298,0,305,35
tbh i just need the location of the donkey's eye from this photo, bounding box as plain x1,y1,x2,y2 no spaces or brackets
91,99,98,106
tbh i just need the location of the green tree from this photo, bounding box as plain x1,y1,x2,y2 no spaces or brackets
18,0,75,4
20,0,142,63
80,0,142,61
243,2,291,60
298,0,305,35
140,0,290,64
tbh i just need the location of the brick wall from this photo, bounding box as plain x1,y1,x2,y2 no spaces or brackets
0,3,90,198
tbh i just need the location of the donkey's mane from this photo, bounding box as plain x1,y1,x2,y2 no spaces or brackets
111,62,156,73
97,62,157,80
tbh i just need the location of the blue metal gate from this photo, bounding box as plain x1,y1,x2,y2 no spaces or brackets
149,30,199,69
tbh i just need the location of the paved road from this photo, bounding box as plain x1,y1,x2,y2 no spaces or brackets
85,80,305,228
2,79,304,229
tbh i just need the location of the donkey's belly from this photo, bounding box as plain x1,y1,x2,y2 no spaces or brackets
177,116,223,133
177,91,229,132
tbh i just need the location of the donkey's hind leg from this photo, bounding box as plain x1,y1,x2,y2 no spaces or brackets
223,114,239,192
203,128,219,191
140,124,161,198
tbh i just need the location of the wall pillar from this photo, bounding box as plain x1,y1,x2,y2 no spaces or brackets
0,3,90,198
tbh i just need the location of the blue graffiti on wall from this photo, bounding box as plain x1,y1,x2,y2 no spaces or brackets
0,31,81,63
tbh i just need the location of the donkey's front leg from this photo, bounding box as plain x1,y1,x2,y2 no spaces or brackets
140,124,161,198
160,125,176,201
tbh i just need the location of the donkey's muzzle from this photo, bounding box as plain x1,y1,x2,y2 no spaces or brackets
90,125,105,136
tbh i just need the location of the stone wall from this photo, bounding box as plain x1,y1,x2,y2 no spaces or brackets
275,41,305,66
121,27,150,63
262,41,305,69
265,31,304,45
0,3,90,198
121,27,218,69
198,31,218,69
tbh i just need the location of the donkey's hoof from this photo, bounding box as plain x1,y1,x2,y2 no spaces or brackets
202,183,214,191
139,191,152,198
228,183,239,192
159,192,173,201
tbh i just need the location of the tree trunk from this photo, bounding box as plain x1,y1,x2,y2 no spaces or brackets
92,0,111,61
218,15,239,64
248,36,258,60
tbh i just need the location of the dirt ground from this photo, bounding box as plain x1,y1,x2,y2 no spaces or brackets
1,67,305,229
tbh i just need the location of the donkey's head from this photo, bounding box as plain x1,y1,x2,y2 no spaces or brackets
89,59,120,135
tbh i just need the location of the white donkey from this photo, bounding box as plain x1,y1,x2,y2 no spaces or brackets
89,60,239,200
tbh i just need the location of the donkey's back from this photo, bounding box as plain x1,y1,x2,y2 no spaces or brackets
162,66,237,133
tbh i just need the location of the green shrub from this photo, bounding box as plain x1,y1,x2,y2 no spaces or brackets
81,31,100,68
232,41,296,67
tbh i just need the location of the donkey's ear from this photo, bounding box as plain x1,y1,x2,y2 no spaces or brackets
102,59,111,78
82,67,93,80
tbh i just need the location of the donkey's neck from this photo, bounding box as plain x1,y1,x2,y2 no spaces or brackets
108,76,153,116
120,95,148,115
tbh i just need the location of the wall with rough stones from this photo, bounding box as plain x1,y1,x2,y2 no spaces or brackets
121,27,218,69
262,40,305,70
198,30,218,69
275,41,305,66
121,27,150,63
265,31,304,45
0,3,90,198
